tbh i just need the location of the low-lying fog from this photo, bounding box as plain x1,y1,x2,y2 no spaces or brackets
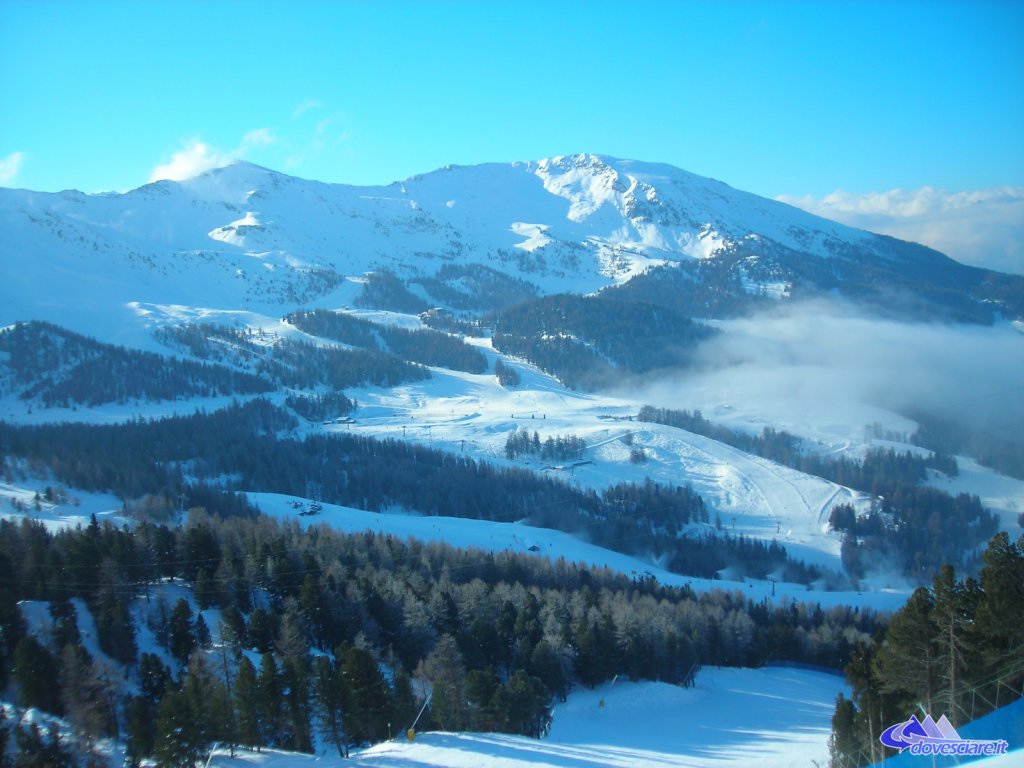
636,300,1024,451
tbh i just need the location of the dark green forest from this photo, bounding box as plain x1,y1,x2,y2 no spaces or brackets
488,294,715,389
0,506,885,766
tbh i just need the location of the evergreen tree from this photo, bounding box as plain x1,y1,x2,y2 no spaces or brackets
828,693,858,768
248,607,276,653
138,652,171,703
423,634,467,731
153,689,201,768
974,532,1024,708
465,668,501,731
529,640,570,702
342,645,391,743
14,723,74,768
195,612,211,648
930,564,975,725
313,656,349,757
12,636,61,714
182,653,231,755
391,666,419,737
124,695,156,767
167,598,196,665
256,653,284,746
502,669,551,737
233,655,262,750
873,588,939,713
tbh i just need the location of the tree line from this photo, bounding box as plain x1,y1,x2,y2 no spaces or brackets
504,430,586,462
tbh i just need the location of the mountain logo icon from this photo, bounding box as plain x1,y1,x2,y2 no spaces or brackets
880,714,1008,758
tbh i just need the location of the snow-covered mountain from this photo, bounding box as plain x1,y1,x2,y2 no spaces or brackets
3,154,1019,343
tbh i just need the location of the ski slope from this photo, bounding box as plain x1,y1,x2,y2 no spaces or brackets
181,666,848,767
328,328,872,578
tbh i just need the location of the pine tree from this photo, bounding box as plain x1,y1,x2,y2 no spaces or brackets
14,723,74,768
529,640,569,702
124,696,156,767
930,564,976,725
12,636,61,714
873,587,940,713
257,652,284,746
828,693,859,768
391,666,419,737
974,532,1024,709
167,597,196,665
502,669,551,737
138,652,171,703
233,655,262,750
277,601,314,752
423,634,467,731
342,645,391,742
153,688,200,768
155,652,230,765
313,656,349,757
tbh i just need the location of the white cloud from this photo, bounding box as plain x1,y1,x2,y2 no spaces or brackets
148,141,233,183
292,99,322,119
0,151,25,186
149,129,277,183
777,186,1024,275
241,128,276,149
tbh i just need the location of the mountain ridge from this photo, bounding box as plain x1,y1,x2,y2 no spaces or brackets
1,153,1020,345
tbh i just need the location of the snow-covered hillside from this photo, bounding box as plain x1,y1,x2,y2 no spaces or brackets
2,154,1016,346
349,666,847,768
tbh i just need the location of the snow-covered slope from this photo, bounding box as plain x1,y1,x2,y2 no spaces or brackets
2,154,1013,345
349,666,846,768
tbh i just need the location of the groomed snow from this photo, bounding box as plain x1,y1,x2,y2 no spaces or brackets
191,666,848,767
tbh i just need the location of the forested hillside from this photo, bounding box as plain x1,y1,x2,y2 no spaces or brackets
0,322,271,407
0,400,820,583
489,295,715,389
0,507,884,766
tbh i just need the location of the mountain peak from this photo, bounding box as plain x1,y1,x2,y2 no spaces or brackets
178,160,285,202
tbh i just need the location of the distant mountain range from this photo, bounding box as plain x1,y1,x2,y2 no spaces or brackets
2,153,1021,344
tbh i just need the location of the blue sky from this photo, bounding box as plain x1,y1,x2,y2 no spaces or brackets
1,0,1023,270
2,0,1021,195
